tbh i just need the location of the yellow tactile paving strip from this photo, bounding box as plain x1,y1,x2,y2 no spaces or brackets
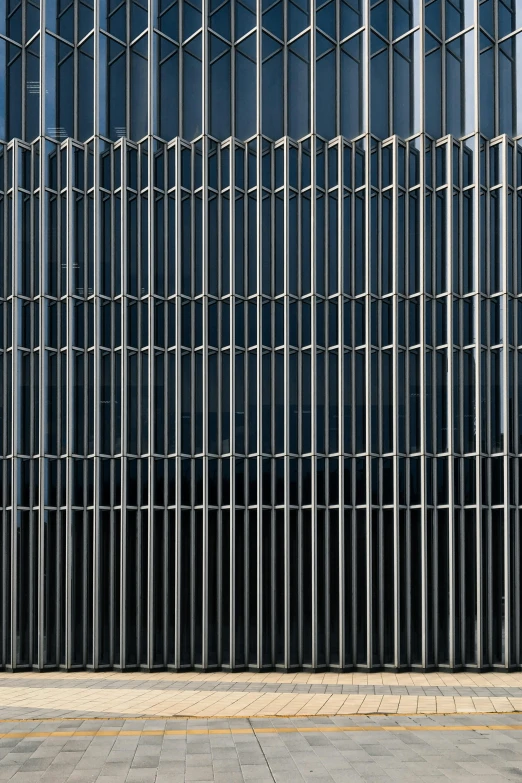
1,671,522,718
0,724,522,740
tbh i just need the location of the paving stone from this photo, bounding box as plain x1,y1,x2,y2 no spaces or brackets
186,754,213,766
128,758,159,769
235,752,265,764
156,760,185,771
1,676,522,781
267,758,302,771
105,753,135,763
240,767,274,780
154,776,185,783
98,763,131,776
65,773,99,783
213,774,245,783
75,758,106,771
363,746,393,757
211,747,238,759
317,758,352,771
330,772,365,783
125,770,157,783
184,768,214,781
49,755,83,767
213,758,242,770
19,761,52,773
0,755,32,766
38,774,71,783
95,777,127,783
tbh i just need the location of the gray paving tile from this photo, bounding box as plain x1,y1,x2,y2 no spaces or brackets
260,747,291,759
104,754,135,764
128,758,159,770
60,744,90,754
19,762,52,773
65,773,99,783
98,763,131,776
157,749,185,760
0,713,520,783
212,746,238,758
213,758,242,771
329,772,365,783
183,768,214,781
267,758,302,771
154,776,185,783
67,759,103,772
125,770,157,783
0,755,32,765
362,746,393,758
213,774,245,783
350,761,394,778
49,755,84,766
95,777,128,783
38,774,71,783
186,754,213,766
235,753,266,764
240,767,274,781
157,760,185,771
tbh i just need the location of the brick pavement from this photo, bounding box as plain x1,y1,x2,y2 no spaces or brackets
1,672,522,720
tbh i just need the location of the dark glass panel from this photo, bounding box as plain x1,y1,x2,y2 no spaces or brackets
235,38,256,139
262,46,283,140
316,49,336,140
370,47,389,139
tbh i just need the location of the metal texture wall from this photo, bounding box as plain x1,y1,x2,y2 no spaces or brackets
1,0,522,672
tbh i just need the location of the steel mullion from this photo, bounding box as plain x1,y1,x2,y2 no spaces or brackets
446,136,456,670
255,134,263,672
37,130,47,671
338,139,345,670
283,139,291,670
92,135,102,671
119,140,129,670
64,140,75,671
501,136,511,669
391,137,401,669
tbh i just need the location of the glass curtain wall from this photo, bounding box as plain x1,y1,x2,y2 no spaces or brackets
0,0,522,671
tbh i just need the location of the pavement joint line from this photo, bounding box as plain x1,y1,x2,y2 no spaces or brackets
247,718,276,783
0,710,521,722
0,723,521,739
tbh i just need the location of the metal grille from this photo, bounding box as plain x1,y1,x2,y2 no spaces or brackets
1,0,522,671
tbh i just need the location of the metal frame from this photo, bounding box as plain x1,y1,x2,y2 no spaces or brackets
0,0,521,671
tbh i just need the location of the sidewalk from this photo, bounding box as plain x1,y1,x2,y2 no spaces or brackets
1,671,522,720
2,714,522,783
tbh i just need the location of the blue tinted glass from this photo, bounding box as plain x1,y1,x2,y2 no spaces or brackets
371,48,389,139
316,50,336,139
341,0,361,37
210,49,231,139
425,0,442,37
263,0,283,38
183,39,202,138
371,0,389,38
288,39,310,138
262,47,283,139
317,0,336,38
236,36,256,139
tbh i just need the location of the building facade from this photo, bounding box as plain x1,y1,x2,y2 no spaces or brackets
0,0,522,671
